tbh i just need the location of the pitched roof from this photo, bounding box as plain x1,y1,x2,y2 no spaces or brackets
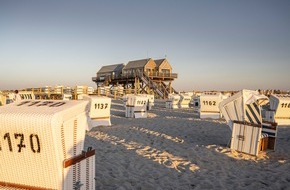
97,64,125,74
123,58,151,70
155,59,166,67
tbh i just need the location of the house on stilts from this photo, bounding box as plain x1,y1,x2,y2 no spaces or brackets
92,58,178,99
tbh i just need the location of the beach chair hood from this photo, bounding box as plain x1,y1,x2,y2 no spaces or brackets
219,89,269,130
244,92,268,106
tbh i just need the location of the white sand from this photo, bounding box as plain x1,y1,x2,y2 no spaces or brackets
85,99,290,190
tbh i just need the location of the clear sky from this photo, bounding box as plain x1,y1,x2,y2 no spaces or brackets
0,0,289,91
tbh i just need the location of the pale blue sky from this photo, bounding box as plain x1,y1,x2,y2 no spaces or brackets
0,0,289,91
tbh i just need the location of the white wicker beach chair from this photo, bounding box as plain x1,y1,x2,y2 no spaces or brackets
178,94,191,109
166,94,180,109
219,90,278,156
125,95,148,118
199,92,224,119
265,94,290,125
0,100,95,189
85,95,112,129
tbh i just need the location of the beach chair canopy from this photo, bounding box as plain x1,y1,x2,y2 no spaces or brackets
219,89,269,130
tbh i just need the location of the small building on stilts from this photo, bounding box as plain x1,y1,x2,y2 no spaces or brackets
92,58,178,99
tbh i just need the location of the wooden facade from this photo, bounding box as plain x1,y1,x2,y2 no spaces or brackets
96,63,125,81
122,58,156,76
155,59,172,76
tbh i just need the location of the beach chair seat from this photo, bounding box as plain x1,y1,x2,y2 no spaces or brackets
260,133,269,151
261,121,278,150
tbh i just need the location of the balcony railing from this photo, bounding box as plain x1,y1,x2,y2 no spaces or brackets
92,71,178,82
120,71,178,79
147,72,178,78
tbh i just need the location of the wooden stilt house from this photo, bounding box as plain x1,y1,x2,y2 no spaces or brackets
92,58,177,99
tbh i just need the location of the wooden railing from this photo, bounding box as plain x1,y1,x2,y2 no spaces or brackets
92,71,178,82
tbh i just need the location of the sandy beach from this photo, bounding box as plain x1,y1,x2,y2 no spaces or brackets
84,99,290,190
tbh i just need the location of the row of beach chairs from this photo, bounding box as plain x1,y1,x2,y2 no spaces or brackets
165,89,288,156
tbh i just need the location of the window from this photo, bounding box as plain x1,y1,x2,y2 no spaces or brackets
161,69,170,76
162,69,170,73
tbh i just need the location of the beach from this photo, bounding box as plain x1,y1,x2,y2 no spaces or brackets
85,99,290,190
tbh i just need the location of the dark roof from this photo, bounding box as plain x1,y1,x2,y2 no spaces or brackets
97,64,125,74
123,58,152,70
155,59,166,67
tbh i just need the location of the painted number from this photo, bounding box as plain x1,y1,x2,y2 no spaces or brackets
137,100,147,105
14,133,26,152
281,103,290,108
202,101,216,106
30,134,41,153
94,103,108,109
17,101,66,107
0,133,41,153
4,133,13,152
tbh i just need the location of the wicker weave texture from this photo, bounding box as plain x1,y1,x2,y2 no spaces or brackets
0,100,89,189
63,154,95,190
